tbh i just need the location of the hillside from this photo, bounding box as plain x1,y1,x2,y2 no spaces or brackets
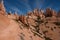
0,0,60,40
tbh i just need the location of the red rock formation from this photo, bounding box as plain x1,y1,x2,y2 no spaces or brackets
0,1,60,40
51,10,57,17
14,12,19,20
19,15,26,24
45,8,52,17
0,0,6,15
39,9,45,20
45,8,57,17
33,9,39,16
27,12,32,16
0,14,10,31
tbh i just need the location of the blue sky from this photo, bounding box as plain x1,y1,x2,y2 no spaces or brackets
4,0,60,15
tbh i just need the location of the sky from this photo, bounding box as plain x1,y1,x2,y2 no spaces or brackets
3,0,60,15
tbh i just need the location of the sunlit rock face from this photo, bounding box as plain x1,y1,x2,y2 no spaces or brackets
39,9,45,20
0,14,10,31
0,0,6,15
33,9,39,16
19,15,26,24
0,1,60,40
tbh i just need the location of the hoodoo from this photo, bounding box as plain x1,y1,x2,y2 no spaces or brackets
0,0,6,15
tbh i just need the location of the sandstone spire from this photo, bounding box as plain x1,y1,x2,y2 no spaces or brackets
45,8,52,17
0,0,6,15
33,9,39,16
14,11,18,16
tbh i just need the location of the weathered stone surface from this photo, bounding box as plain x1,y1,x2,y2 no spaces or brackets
0,14,10,31
0,1,60,40
33,9,39,16
45,8,57,17
0,0,6,15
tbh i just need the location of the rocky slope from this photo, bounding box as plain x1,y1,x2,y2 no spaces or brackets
0,0,60,40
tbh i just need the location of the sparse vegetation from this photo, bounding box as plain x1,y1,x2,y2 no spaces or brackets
54,27,56,29
20,35,24,40
31,25,42,36
53,22,60,26
35,16,44,24
0,1,60,40
24,23,30,29
31,16,44,36
31,30,43,38
45,21,48,24
51,28,53,31
44,36,52,40
14,19,19,23
43,30,48,34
